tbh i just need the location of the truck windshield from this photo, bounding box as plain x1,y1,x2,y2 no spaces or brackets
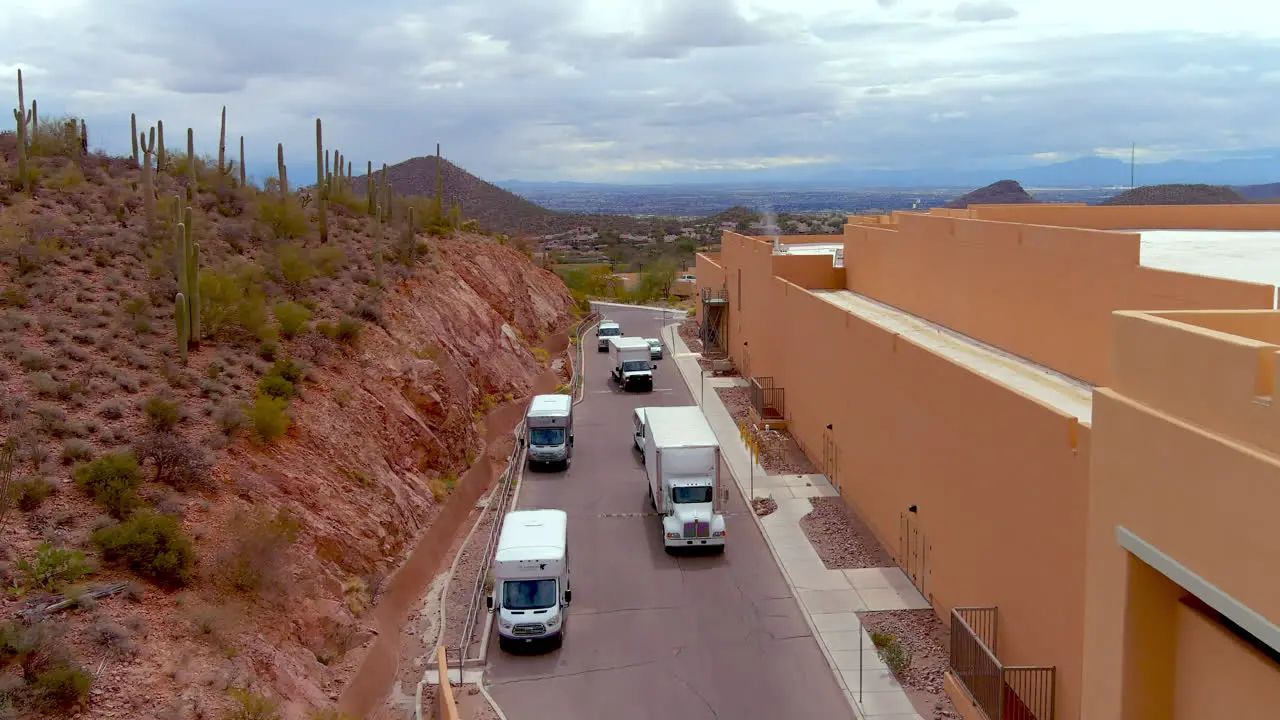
621,360,651,372
673,486,714,503
502,579,558,610
598,327,620,336
529,428,565,446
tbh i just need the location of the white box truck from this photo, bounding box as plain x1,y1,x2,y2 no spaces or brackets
642,406,727,553
596,320,622,351
608,336,655,391
487,509,571,651
525,394,573,470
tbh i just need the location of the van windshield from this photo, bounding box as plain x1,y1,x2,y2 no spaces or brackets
503,579,558,610
598,326,621,336
622,360,651,373
673,485,714,503
529,428,565,446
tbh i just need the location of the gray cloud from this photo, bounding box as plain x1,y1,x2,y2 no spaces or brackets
2,3,1277,184
953,1,1018,22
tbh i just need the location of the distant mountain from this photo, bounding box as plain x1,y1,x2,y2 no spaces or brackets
1099,184,1247,206
497,152,1280,190
1235,182,1280,200
943,180,1036,209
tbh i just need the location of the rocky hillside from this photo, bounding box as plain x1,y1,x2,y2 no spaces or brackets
943,179,1036,209
346,155,650,237
0,80,576,718
1100,183,1247,205
1232,182,1280,201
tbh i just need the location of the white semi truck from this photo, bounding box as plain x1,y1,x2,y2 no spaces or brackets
488,509,571,651
641,406,727,553
608,336,655,391
596,320,622,351
525,394,573,470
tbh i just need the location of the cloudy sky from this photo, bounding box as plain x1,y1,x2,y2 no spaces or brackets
3,0,1278,184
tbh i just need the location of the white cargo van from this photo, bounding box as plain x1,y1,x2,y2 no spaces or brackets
525,394,573,470
596,320,622,351
487,509,571,650
642,406,727,553
608,336,655,391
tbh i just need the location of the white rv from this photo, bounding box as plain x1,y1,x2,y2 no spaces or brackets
608,336,655,391
596,320,622,351
488,509,571,650
641,406,727,553
525,394,573,470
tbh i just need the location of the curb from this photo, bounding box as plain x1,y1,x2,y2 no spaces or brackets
663,320,866,720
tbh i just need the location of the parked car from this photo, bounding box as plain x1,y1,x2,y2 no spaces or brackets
644,338,663,360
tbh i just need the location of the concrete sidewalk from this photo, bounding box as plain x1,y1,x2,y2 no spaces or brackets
664,324,929,720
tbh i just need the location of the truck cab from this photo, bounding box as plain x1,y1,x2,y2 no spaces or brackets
525,394,573,471
596,321,622,352
608,337,655,392
488,509,571,651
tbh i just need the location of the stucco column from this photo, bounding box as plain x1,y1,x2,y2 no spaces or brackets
1118,554,1179,720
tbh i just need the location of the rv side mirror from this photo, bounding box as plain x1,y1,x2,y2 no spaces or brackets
651,364,658,370
563,589,572,604
519,437,526,448
486,596,494,611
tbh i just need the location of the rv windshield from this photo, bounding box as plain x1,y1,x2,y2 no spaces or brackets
529,428,565,446
598,326,621,336
672,485,714,504
502,579,558,611
621,360,651,373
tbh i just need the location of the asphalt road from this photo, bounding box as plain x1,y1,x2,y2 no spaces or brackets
484,304,853,720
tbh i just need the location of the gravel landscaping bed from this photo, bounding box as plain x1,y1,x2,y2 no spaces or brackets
715,387,816,474
440,497,500,653
799,496,895,569
858,609,960,719
677,318,705,353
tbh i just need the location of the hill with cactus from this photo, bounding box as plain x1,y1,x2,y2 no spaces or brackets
0,70,578,718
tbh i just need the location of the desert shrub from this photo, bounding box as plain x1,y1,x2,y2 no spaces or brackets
89,617,135,655
9,476,55,511
15,543,92,595
245,395,290,443
32,661,93,710
18,350,50,372
226,688,281,720
272,242,316,290
135,433,213,491
871,632,912,675
60,438,93,464
334,317,361,345
0,288,29,308
254,196,309,240
141,394,182,430
72,452,142,518
213,400,246,436
269,358,304,384
98,399,125,419
272,301,311,339
219,508,301,596
257,374,294,401
91,510,196,588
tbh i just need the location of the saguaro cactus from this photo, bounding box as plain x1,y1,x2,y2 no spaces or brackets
79,119,87,154
185,128,196,199
173,209,200,344
217,106,227,179
366,160,375,215
175,292,189,363
239,136,246,188
156,120,166,171
130,113,139,163
277,143,289,198
374,204,384,286
315,118,328,243
140,126,157,235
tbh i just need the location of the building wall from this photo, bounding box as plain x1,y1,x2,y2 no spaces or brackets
1172,599,1280,720
1082,310,1280,720
840,213,1274,385
767,278,1090,720
965,203,1280,230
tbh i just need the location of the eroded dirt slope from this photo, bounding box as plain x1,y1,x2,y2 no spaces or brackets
0,119,574,718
